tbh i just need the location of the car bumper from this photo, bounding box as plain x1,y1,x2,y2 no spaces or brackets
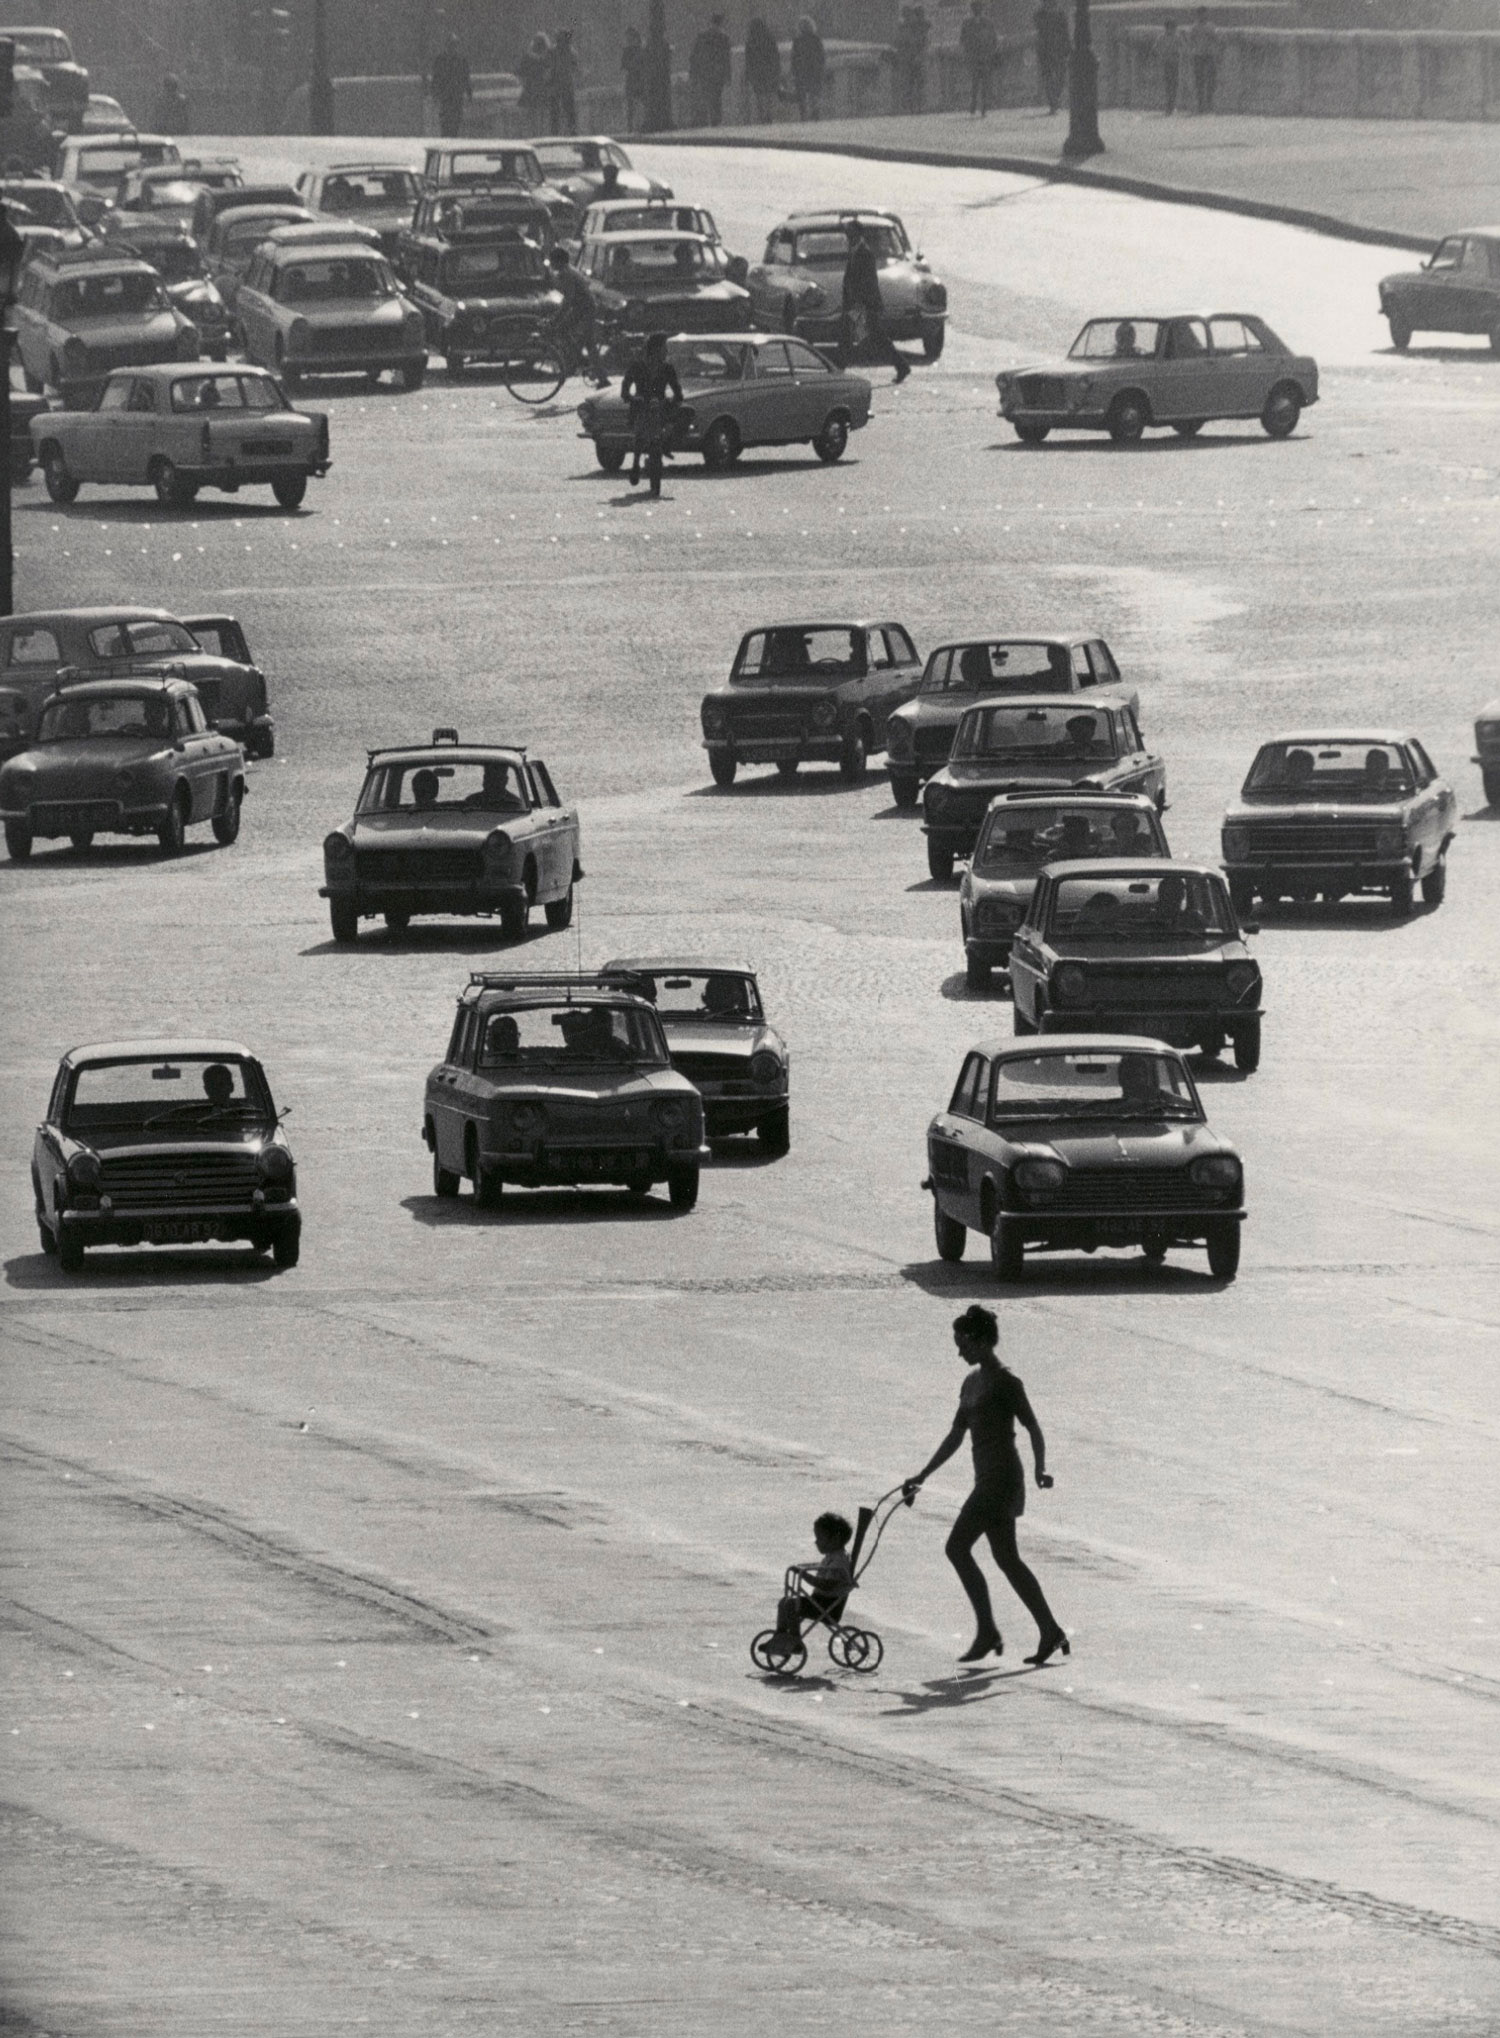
964,935,1017,967
996,1206,1245,1249
3,799,173,837
478,1141,710,1187
1038,1006,1262,1046
57,1198,299,1248
286,352,424,377
704,737,847,766
321,881,526,916
701,1091,786,1134
1225,857,1411,887
183,461,330,485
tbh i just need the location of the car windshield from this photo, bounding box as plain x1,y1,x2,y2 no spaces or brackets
168,372,282,411
477,1001,666,1067
65,1055,271,1132
599,205,705,235
16,30,72,62
1244,740,1412,801
441,244,545,284
625,970,763,1023
669,340,749,383
1069,318,1163,361
794,224,903,262
973,803,1161,873
990,1049,1201,1123
926,642,1068,694
87,619,198,658
2,184,74,227
1051,870,1235,946
536,142,622,173
735,627,863,682
953,704,1119,763
75,146,143,181
606,238,718,282
358,759,530,814
275,256,394,301
445,151,541,187
139,178,202,211
38,692,173,740
54,271,165,318
321,169,419,209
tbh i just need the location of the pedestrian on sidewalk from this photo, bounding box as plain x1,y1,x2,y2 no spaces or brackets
622,25,648,132
744,15,783,122
1160,17,1181,114
153,72,190,135
1187,6,1218,111
429,33,472,139
902,1305,1068,1668
893,5,930,112
549,27,579,133
1034,0,1070,115
959,0,999,117
791,16,827,120
689,13,734,125
840,218,910,383
518,32,552,117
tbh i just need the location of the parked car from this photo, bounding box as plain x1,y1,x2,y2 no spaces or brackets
56,133,180,209
578,333,869,473
1473,703,1500,807
33,362,329,509
101,215,232,358
960,790,1169,989
925,1035,1244,1281
1007,859,1263,1070
398,187,555,272
700,619,922,787
235,237,427,390
4,24,89,127
189,180,300,245
80,93,129,132
529,136,671,208
1379,230,1500,352
421,144,576,234
602,957,790,1152
1220,732,1456,916
0,673,246,861
886,635,1131,809
996,313,1318,444
922,693,1165,879
746,208,947,359
12,246,198,403
118,159,244,228
321,729,581,943
0,174,90,248
402,229,561,377
31,1037,300,1271
423,970,707,1208
293,162,422,258
577,198,721,247
201,201,313,310
0,604,275,756
577,231,753,356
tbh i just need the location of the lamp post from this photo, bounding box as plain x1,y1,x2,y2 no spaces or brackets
0,200,26,618
309,0,335,134
1061,0,1103,160
644,0,673,130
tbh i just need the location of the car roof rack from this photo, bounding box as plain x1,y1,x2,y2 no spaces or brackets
465,969,639,999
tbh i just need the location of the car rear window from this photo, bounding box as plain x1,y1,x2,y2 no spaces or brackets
6,626,61,666
442,244,544,284
321,169,419,209
928,642,1068,694
53,271,165,318
972,803,1160,873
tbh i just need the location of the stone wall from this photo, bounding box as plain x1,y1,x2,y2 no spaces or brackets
1103,26,1500,118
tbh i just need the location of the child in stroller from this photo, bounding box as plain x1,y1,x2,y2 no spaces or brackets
751,1488,913,1677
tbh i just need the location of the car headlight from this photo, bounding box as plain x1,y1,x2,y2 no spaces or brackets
887,715,913,759
258,1144,294,1183
976,896,1023,935
925,786,948,817
62,335,88,367
66,1150,103,1190
1376,825,1405,857
289,317,311,352
924,283,946,309
511,1101,546,1138
1224,961,1259,1001
650,1098,688,1130
749,1049,783,1088
1014,1157,1066,1201
1190,1154,1242,1191
1053,963,1088,1005
701,699,727,739
1222,826,1248,861
483,829,513,876
323,831,353,866
810,698,838,733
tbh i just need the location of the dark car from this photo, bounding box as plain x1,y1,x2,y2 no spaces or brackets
1473,702,1500,809
602,957,790,1153
190,181,302,245
700,619,922,788
403,230,562,377
925,1034,1244,1281
398,188,556,274
0,174,90,248
579,333,870,473
102,215,233,359
886,634,1131,809
31,1037,300,1271
1379,230,1500,353
0,605,274,758
423,970,707,1209
922,693,1165,880
1220,732,1456,916
3,24,88,127
959,790,1169,988
321,729,581,943
576,230,753,357
1008,859,1263,1071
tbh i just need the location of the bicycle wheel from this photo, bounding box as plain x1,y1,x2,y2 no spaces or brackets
504,348,567,405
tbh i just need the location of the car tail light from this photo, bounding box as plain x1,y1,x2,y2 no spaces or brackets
1053,963,1088,1005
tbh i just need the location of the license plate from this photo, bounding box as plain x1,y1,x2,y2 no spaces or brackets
51,804,106,830
143,1220,216,1244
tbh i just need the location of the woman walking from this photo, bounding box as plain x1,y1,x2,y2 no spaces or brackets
904,1304,1068,1665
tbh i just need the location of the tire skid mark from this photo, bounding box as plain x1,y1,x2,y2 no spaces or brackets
0,1596,152,1670
0,1436,495,1648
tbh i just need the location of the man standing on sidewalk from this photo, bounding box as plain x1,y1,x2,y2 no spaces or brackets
1187,7,1218,111
429,33,472,139
1160,17,1181,114
960,0,999,117
1034,0,1070,116
689,14,733,125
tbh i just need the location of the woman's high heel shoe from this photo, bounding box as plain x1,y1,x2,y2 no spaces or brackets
958,1628,1003,1662
1025,1628,1070,1667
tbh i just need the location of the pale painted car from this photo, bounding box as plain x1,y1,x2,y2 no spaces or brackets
577,198,720,246
201,201,313,310
745,208,948,360
996,313,1319,444
293,162,422,258
529,136,671,208
12,247,198,404
56,133,180,210
33,361,329,509
602,957,791,1152
235,238,428,390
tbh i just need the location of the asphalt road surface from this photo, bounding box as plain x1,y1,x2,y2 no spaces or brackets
4,145,1498,2035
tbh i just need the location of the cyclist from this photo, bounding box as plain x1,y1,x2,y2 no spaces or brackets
621,330,684,495
546,246,609,387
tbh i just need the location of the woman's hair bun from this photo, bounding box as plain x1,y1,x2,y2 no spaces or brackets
953,1303,999,1347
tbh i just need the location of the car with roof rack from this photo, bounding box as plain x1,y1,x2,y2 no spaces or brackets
886,634,1132,810
921,692,1164,881
402,226,562,378
602,957,790,1153
925,1033,1244,1282
700,618,921,788
421,144,576,235
12,245,199,403
1008,858,1263,1071
294,162,422,257
235,234,427,391
746,207,947,360
100,212,233,359
0,672,245,862
32,1037,300,1272
996,313,1318,445
321,728,580,944
576,229,752,354
1220,731,1455,917
423,971,707,1210
32,361,329,509
56,134,181,214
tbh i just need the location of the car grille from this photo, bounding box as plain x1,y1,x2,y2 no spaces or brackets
32,799,121,831
1017,375,1066,408
100,1150,261,1209
356,847,484,884
1045,1168,1220,1213
728,706,809,741
1068,968,1225,1008
672,1050,756,1089
309,325,403,354
1242,824,1384,860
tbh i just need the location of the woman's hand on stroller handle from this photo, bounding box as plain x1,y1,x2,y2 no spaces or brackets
900,1478,922,1505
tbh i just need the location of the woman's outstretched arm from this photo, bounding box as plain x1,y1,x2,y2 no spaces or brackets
905,1412,967,1493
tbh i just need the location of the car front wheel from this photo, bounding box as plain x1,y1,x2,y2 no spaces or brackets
1206,1221,1240,1280
152,458,198,508
812,412,848,463
1013,420,1049,444
1228,875,1256,917
1173,419,1205,438
708,747,737,787
1387,316,1412,351
329,896,359,943
667,1164,700,1210
596,442,626,472
401,359,427,391
58,1233,86,1273
1421,857,1447,907
1482,765,1500,808
1261,384,1302,438
839,726,867,783
927,838,954,882
1106,394,1149,443
42,447,80,503
990,1213,1025,1281
921,322,945,361
499,892,530,941
157,790,189,856
272,1223,301,1268
1231,1017,1261,1073
758,1105,790,1156
966,953,990,991
433,1153,460,1198
934,1202,966,1262
545,883,574,929
6,821,33,861
889,771,919,809
1389,872,1415,916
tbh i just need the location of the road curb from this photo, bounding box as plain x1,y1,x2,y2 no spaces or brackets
641,130,1435,254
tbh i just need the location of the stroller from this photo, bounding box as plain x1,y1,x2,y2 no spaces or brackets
749,1484,914,1678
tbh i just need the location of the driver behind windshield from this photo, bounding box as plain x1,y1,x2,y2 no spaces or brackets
202,1062,235,1108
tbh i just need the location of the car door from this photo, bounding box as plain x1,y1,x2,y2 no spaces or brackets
1205,316,1273,416
1156,316,1216,419
739,340,800,444
530,758,576,895
429,1004,478,1176
1008,879,1050,1025
875,625,921,726
170,692,220,819
928,1051,991,1230
235,255,271,360
98,374,158,482
1117,706,1164,804
781,336,838,434
1404,741,1452,862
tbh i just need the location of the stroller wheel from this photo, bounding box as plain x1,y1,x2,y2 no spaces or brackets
751,1629,806,1677
849,1628,883,1672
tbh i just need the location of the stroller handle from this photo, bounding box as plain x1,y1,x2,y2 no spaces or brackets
850,1482,917,1583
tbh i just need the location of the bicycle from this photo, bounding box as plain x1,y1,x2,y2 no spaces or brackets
496,319,610,406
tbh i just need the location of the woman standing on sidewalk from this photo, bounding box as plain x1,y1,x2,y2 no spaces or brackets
904,1304,1068,1665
